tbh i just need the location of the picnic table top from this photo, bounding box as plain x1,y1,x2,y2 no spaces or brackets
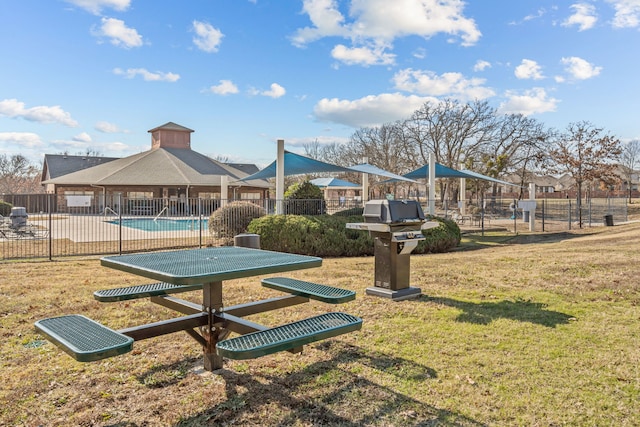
100,246,322,285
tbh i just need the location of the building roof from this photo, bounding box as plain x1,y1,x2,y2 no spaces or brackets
43,147,269,187
42,154,120,181
225,163,260,175
148,122,194,133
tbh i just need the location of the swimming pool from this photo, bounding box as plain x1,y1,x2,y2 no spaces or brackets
108,218,208,232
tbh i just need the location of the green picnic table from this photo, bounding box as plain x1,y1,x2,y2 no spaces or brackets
35,246,361,371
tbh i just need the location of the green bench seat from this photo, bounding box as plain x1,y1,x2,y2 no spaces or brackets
94,282,203,302
34,315,133,362
261,277,356,304
216,312,362,360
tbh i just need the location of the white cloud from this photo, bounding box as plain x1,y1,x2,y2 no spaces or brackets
0,98,79,127
392,68,495,100
0,132,43,148
561,56,602,79
607,0,640,28
331,44,395,66
72,132,92,143
113,68,180,82
291,0,349,46
94,17,143,49
192,20,224,53
207,80,239,95
562,3,598,31
95,121,123,133
509,8,547,26
64,0,130,15
515,59,544,80
412,48,427,60
473,60,491,72
313,92,432,128
100,141,133,153
498,88,559,116
261,83,286,98
292,0,481,65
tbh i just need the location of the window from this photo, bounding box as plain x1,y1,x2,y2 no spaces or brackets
240,192,261,200
64,190,94,196
199,192,220,200
127,191,153,199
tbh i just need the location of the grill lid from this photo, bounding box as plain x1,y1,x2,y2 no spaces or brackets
362,199,425,224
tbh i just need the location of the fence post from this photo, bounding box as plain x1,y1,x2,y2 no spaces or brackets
568,200,572,230
512,198,517,234
199,198,203,248
118,194,123,255
542,199,545,232
48,194,53,261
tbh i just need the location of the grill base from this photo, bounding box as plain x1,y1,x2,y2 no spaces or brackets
365,286,422,301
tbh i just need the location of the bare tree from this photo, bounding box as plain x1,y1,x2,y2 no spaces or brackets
479,114,552,199
405,99,497,202
550,121,622,227
0,154,42,194
342,123,414,197
302,139,323,160
408,99,497,168
620,139,640,202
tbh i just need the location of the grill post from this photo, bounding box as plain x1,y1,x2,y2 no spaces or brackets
347,200,436,301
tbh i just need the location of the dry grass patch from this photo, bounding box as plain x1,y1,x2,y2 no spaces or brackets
2,223,640,426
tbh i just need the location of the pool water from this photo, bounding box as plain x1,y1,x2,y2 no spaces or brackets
108,218,208,232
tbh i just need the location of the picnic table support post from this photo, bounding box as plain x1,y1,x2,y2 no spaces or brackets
203,281,225,371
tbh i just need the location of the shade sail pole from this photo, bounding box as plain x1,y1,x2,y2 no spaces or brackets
362,157,369,207
221,175,228,207
276,139,285,215
459,163,466,215
428,152,436,215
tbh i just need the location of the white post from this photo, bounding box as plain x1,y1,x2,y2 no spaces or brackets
362,157,369,207
220,175,228,207
276,139,285,215
428,152,436,215
529,182,536,232
459,162,466,215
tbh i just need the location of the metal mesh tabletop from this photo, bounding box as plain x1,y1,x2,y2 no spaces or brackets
101,247,322,285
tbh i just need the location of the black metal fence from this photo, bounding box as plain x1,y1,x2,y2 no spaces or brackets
0,195,363,261
0,194,628,261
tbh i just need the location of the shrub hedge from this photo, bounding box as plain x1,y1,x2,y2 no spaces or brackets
209,201,266,244
247,213,460,257
0,200,13,216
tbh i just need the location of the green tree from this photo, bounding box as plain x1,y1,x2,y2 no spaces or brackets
284,180,325,215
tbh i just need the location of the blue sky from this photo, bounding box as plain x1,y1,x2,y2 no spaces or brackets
1,0,639,168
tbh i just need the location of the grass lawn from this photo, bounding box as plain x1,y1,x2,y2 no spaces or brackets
1,223,639,426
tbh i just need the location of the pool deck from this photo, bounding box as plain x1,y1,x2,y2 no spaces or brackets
28,215,207,243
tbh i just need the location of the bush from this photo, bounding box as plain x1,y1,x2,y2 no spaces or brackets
284,180,323,199
209,201,266,244
414,216,461,254
247,214,373,257
284,180,325,215
0,200,12,217
332,206,364,217
247,213,459,257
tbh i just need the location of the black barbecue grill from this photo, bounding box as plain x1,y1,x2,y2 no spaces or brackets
347,199,437,301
